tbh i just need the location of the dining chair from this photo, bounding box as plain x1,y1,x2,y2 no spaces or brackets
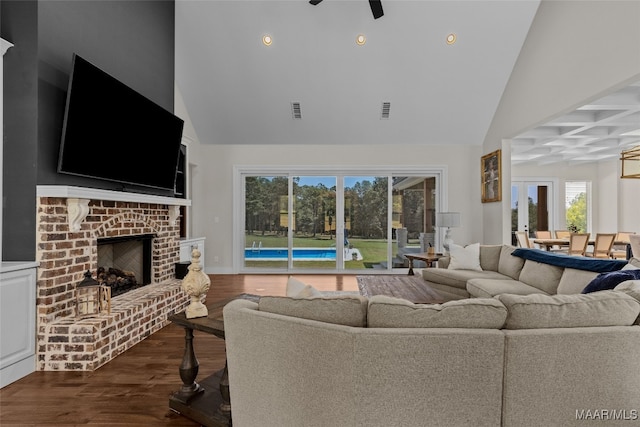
630,235,640,259
535,230,552,239
610,231,635,259
567,233,590,256
585,233,616,258
515,231,532,248
555,230,571,239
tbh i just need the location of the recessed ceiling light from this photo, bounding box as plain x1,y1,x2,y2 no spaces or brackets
356,34,366,46
262,35,273,46
446,33,457,45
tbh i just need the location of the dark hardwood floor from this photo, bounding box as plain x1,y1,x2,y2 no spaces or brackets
0,275,358,426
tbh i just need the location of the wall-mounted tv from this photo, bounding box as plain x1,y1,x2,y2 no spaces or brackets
58,54,184,192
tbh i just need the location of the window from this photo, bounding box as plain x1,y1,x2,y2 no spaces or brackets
565,181,590,233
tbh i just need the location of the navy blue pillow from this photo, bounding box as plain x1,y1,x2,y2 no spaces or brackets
582,269,640,294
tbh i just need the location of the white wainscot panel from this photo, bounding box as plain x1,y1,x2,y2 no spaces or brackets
1,263,37,388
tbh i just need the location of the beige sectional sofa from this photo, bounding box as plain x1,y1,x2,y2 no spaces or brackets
224,285,640,427
422,244,637,300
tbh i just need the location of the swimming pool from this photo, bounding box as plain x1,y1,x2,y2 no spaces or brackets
244,247,336,261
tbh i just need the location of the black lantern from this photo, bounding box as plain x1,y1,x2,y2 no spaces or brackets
75,270,111,318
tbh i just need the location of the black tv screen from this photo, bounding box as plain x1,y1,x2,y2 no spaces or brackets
58,54,184,192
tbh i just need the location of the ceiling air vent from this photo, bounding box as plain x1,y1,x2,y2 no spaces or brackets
291,102,302,119
381,102,391,119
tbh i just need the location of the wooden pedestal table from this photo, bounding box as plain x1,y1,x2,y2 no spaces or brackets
404,252,443,275
169,293,260,427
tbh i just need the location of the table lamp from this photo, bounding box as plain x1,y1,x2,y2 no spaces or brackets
437,212,461,253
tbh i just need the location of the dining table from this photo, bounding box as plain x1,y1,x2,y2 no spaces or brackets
532,238,627,252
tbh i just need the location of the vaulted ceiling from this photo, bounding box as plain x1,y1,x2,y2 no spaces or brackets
174,0,639,165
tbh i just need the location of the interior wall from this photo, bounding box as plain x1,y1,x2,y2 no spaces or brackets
1,0,175,261
192,144,481,273
511,160,640,235
1,1,39,262
619,179,640,232
482,0,640,245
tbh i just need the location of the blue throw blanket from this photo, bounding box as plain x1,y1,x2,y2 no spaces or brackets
582,269,640,293
511,248,628,273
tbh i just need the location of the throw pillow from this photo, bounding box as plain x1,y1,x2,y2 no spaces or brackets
582,270,640,294
448,243,482,272
286,276,322,298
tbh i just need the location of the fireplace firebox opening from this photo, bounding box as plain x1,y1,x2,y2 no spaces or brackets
97,234,154,297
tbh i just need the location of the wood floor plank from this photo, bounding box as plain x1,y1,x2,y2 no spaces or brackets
0,274,358,426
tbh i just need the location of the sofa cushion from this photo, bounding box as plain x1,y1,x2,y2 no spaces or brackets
497,245,525,280
422,268,510,290
467,278,547,298
258,295,368,327
367,295,507,329
615,280,640,301
556,268,600,294
582,269,640,294
448,243,482,271
615,281,640,325
518,260,564,294
479,245,503,272
623,257,640,270
497,291,640,329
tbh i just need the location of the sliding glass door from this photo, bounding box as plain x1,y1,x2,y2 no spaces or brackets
243,176,289,270
292,176,337,270
239,168,445,273
343,176,388,270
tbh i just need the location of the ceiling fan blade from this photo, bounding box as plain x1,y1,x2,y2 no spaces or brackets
369,0,384,19
309,0,323,5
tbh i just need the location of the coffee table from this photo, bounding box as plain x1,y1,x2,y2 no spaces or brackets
357,275,445,304
169,293,260,427
404,252,443,275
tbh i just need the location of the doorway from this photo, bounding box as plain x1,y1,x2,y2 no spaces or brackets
511,180,554,245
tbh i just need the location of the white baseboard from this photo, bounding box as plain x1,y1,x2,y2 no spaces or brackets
1,355,36,389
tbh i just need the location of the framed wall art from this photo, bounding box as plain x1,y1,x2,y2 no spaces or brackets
481,149,502,203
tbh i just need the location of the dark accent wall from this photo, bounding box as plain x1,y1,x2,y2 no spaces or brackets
2,0,176,261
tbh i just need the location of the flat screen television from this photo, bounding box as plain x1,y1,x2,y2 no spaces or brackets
58,54,184,192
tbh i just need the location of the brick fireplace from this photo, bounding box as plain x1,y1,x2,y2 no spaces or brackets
35,186,191,371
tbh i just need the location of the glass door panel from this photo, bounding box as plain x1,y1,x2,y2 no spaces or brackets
343,176,388,270
391,176,437,271
243,176,289,269
292,176,337,270
512,181,553,245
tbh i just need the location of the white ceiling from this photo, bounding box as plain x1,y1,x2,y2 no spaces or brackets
174,0,639,165
511,81,640,166
175,0,540,145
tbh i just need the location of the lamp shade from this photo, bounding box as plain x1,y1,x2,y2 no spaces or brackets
437,212,461,228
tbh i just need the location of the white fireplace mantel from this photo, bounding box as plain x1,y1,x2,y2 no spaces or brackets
36,185,191,206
